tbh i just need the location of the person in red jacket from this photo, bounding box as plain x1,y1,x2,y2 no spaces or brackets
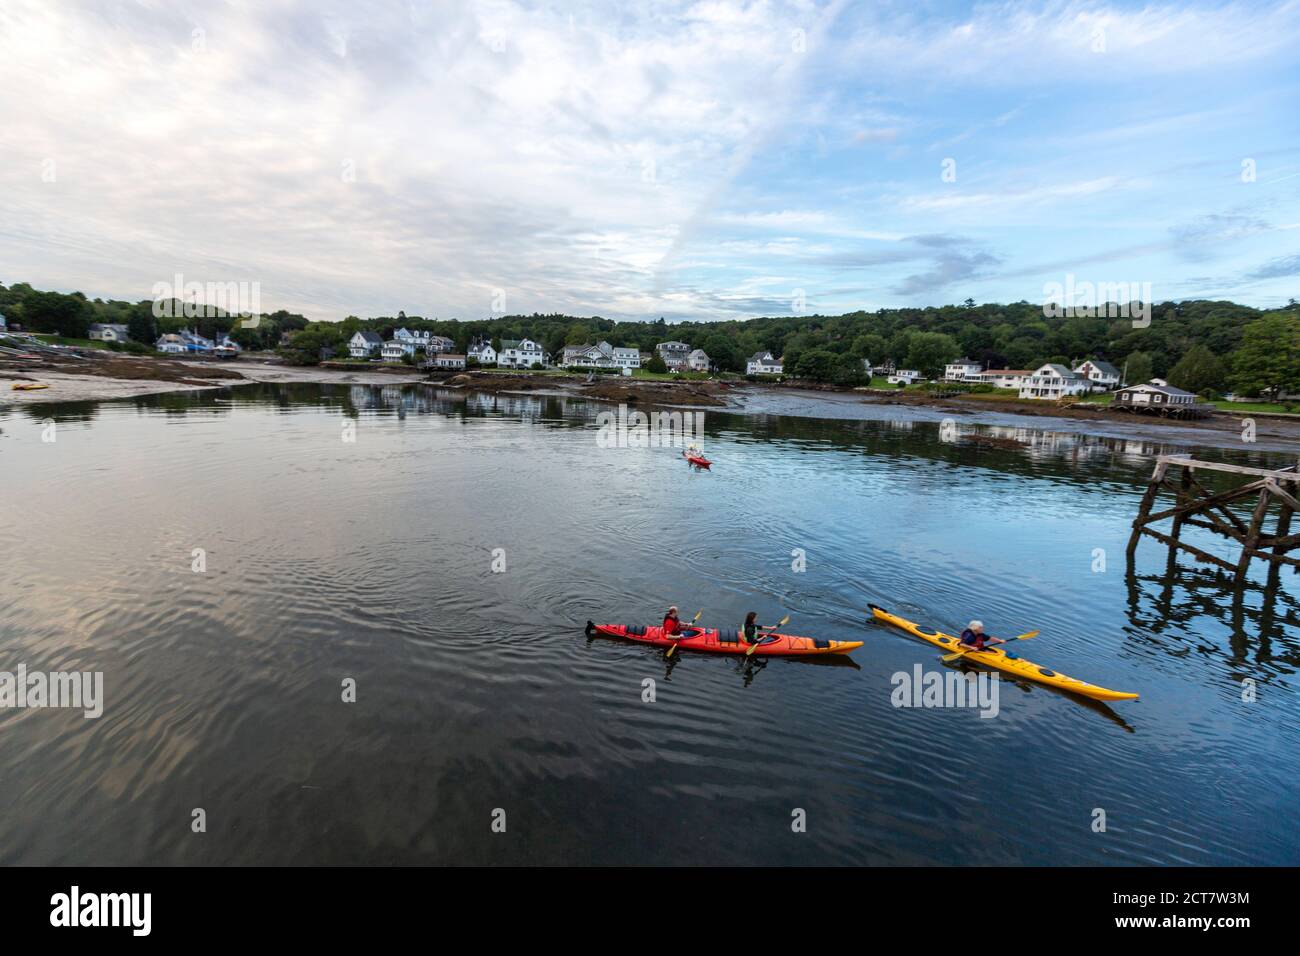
662,606,681,635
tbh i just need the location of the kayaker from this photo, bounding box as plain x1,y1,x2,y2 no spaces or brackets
742,611,769,645
662,606,682,636
958,620,1004,651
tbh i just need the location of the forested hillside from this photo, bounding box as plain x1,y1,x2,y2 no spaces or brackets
2,282,1295,397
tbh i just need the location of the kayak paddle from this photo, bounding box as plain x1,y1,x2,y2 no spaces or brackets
941,630,1038,663
665,610,703,658
746,615,790,656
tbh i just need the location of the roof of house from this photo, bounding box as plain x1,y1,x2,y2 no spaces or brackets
748,351,776,362
436,353,467,361
1117,381,1197,398
501,339,540,349
688,348,709,358
1038,363,1079,378
355,331,384,344
657,341,690,350
1078,358,1121,376
980,368,1032,376
949,357,980,366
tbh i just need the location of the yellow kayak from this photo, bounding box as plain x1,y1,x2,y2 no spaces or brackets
868,603,1139,702
11,382,50,391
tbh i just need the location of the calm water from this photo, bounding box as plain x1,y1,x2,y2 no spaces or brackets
1,382,1297,865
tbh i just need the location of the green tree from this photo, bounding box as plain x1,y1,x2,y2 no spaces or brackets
23,291,91,338
905,332,959,377
792,348,838,381
1167,344,1226,393
127,303,157,344
1231,314,1300,398
1124,351,1154,386
645,353,667,373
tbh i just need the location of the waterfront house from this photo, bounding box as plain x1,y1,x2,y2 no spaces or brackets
1018,363,1091,400
1114,379,1196,407
393,328,430,351
888,369,923,385
562,342,610,367
0,311,7,332
431,353,466,370
156,332,186,354
974,369,1032,389
945,358,983,381
348,331,384,359
1073,359,1121,391
499,338,546,368
382,338,416,361
746,351,783,375
687,348,710,372
656,341,692,371
88,323,131,344
467,338,497,365
612,346,640,371
156,328,214,354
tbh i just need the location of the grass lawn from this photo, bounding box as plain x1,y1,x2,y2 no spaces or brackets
1211,400,1297,414
31,334,111,349
631,369,712,381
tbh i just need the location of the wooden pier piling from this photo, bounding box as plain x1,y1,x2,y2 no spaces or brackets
1128,456,1300,581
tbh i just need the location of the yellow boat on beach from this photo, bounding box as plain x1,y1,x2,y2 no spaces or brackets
11,382,50,390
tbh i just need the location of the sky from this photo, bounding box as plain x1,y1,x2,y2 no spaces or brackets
1,0,1298,323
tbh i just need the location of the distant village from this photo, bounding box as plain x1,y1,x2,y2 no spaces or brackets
8,317,1209,411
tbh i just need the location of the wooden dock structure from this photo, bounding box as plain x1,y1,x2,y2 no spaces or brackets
1128,455,1300,581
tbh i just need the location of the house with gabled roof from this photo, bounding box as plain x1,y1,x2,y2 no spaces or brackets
746,351,783,375
1019,363,1091,400
349,331,384,358
1074,358,1121,390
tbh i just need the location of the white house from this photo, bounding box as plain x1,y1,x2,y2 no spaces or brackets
431,353,467,370
746,351,783,375
974,369,1032,389
89,323,131,343
467,338,497,365
349,331,384,358
499,338,546,368
382,338,417,361
1114,379,1196,407
1073,358,1122,391
657,341,692,371
945,358,983,381
393,328,430,350
156,333,186,354
887,369,923,385
1019,363,1091,400
612,346,640,371
0,312,7,331
687,348,710,372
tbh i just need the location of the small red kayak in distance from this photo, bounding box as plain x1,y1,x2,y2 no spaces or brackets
684,452,711,468
586,622,862,657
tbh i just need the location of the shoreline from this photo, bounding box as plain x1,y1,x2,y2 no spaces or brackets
3,358,1297,453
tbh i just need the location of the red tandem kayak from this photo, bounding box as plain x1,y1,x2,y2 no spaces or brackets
586,621,862,656
684,454,711,468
